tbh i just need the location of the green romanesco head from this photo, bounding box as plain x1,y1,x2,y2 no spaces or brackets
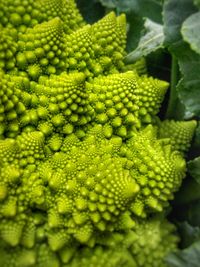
86,71,168,138
0,1,197,266
125,125,186,217
62,218,178,267
0,124,187,251
0,0,84,32
129,218,179,267
157,119,197,154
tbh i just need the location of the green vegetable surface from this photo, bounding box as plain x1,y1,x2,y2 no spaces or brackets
0,0,198,266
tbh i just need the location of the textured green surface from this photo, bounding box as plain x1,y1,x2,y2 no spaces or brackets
0,0,197,266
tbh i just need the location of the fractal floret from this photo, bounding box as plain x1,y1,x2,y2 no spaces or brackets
0,0,197,266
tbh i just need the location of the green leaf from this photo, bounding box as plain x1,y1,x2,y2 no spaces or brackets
194,0,200,9
124,19,164,63
188,157,200,183
174,178,200,205
163,0,197,50
126,13,144,52
181,12,200,55
99,0,119,9
99,0,163,21
166,240,200,267
163,0,200,116
187,200,200,226
76,0,105,23
178,222,200,248
178,49,200,116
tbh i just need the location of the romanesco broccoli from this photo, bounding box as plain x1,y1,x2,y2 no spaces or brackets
0,0,197,266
